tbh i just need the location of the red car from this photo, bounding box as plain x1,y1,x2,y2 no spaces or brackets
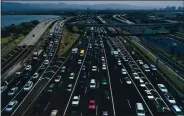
88,100,95,110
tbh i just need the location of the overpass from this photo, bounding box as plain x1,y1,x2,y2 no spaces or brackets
66,22,181,28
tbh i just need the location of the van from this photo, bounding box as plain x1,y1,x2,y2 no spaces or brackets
50,110,58,116
135,103,145,116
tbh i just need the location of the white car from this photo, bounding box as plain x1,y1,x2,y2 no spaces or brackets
8,87,18,96
124,77,131,84
117,60,122,66
90,79,96,89
69,73,75,79
92,66,97,71
121,68,127,75
55,75,61,82
43,53,47,57
132,72,139,79
137,60,143,65
78,59,82,64
139,78,145,87
25,65,32,71
132,51,135,55
72,95,80,106
164,93,176,104
24,81,33,91
171,105,183,116
102,64,106,70
61,66,66,73
5,100,18,112
67,84,72,91
44,60,49,65
150,64,157,71
32,73,39,79
144,90,154,100
157,84,168,93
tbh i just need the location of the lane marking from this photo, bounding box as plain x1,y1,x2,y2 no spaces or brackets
85,87,87,94
5,81,9,85
96,105,98,116
59,81,63,87
44,102,50,111
63,36,91,116
16,81,20,86
120,79,122,84
127,99,131,108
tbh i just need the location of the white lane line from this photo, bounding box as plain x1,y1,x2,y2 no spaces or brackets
10,26,67,115
127,99,131,108
59,81,63,87
63,35,91,116
44,102,50,111
5,81,9,85
120,79,122,84
116,36,170,110
96,105,98,116
81,113,83,116
109,36,153,116
102,35,116,116
85,87,87,94
16,81,20,86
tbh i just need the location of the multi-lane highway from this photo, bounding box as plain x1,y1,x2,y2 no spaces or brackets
1,21,184,116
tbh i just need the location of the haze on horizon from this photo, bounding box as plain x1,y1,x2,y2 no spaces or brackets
4,1,184,7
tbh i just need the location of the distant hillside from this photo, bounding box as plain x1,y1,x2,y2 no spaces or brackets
2,2,157,12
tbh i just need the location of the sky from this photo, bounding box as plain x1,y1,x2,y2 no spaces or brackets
5,1,184,7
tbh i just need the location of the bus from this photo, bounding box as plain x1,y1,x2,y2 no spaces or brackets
80,50,85,56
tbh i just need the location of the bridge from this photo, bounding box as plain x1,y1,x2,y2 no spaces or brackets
66,22,182,28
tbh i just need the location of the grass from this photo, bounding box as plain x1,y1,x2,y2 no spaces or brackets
1,34,25,57
57,26,80,57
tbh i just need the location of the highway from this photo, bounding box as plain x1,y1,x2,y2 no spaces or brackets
1,22,184,116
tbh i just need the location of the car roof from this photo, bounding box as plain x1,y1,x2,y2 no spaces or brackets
9,100,17,105
136,103,144,110
173,105,181,112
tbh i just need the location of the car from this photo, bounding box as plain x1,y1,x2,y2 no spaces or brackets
123,57,128,62
144,90,154,100
67,84,72,91
90,79,96,89
25,65,32,71
72,95,80,106
49,53,53,57
150,64,157,71
121,68,127,75
102,63,106,70
135,103,145,116
132,72,139,79
171,105,184,116
55,75,62,82
102,78,107,85
40,65,46,70
61,66,66,73
69,73,75,79
102,111,108,116
117,60,122,66
48,84,55,92
92,66,97,71
124,77,132,84
104,90,110,99
157,84,168,93
8,87,18,96
5,100,18,112
137,60,144,65
15,71,22,75
139,78,145,87
78,59,82,64
82,65,86,71
132,51,135,55
50,110,58,116
88,100,95,110
44,60,49,65
32,73,39,79
24,81,33,91
43,53,47,57
1,85,7,93
164,93,176,104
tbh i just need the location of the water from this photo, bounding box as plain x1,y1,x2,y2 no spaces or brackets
1,15,60,28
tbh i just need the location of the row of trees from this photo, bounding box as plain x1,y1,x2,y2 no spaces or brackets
1,20,39,38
